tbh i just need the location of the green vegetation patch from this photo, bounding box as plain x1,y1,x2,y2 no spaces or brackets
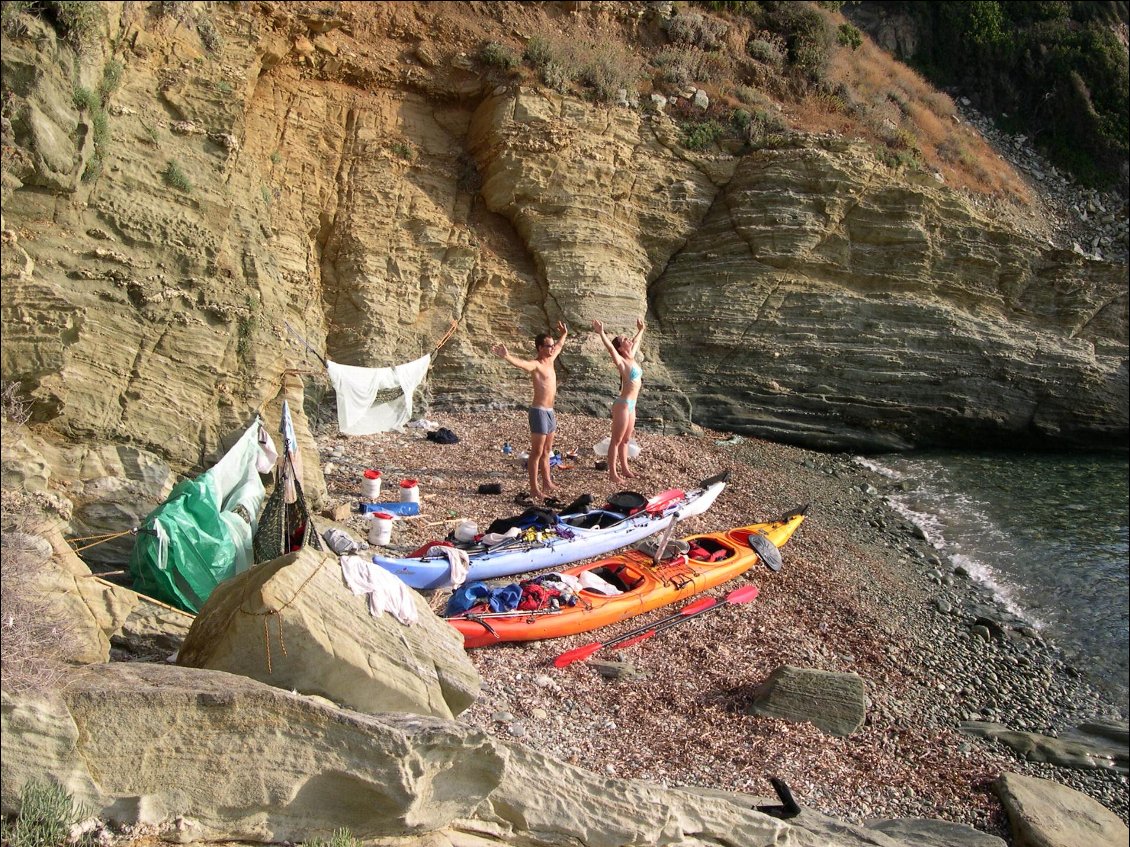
1,779,93,847
904,1,1129,188
162,160,192,192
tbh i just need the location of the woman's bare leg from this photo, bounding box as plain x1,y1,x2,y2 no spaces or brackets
620,409,637,477
609,404,629,483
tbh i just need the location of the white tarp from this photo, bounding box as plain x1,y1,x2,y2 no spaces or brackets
326,354,431,435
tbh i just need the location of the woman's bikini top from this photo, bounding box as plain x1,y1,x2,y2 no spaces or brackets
628,363,643,382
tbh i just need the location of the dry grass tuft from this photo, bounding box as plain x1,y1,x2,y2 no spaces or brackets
1,485,82,693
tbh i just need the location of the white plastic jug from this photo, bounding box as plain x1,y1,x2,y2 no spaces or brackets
454,520,478,543
399,478,419,503
361,469,382,500
369,512,393,546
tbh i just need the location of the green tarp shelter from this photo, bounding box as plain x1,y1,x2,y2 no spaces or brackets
128,421,266,613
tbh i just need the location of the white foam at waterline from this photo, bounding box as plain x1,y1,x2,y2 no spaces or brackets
884,496,949,550
948,553,1044,628
853,456,902,480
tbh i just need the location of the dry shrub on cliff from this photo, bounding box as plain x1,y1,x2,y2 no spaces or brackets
524,29,642,102
0,502,80,693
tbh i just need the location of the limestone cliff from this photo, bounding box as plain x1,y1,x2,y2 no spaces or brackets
1,2,1126,531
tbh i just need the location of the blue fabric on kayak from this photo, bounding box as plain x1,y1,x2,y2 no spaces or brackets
445,581,523,615
447,582,490,615
489,583,522,612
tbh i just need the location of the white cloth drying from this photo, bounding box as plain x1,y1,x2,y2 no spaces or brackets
425,545,470,588
326,355,431,435
255,424,279,474
578,570,622,595
339,555,418,625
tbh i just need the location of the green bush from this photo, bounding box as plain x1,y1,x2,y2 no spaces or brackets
99,59,124,101
72,85,98,112
731,108,752,133
480,41,520,70
1,779,92,847
746,35,785,67
837,23,862,51
388,141,414,160
523,35,553,67
681,119,726,150
654,48,727,86
162,160,192,192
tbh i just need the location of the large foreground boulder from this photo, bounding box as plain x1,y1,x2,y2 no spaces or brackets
1,663,797,846
994,772,1129,847
176,548,479,720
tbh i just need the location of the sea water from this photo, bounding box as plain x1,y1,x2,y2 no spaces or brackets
855,451,1130,707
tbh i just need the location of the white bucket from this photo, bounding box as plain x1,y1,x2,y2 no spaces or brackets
399,479,419,503
369,512,393,546
454,520,478,543
593,437,640,458
361,469,382,500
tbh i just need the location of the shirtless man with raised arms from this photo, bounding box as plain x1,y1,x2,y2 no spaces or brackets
491,320,569,501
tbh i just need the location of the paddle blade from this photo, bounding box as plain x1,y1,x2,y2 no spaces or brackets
724,584,761,604
612,630,657,650
645,488,685,514
553,642,602,668
679,596,718,615
748,532,783,572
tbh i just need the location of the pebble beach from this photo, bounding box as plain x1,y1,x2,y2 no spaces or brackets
317,410,1128,840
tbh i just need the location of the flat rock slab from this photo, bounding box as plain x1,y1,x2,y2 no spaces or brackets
994,772,1128,847
961,720,1128,773
747,665,868,737
867,817,1006,847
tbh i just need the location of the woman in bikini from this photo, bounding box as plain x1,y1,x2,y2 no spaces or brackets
592,317,645,484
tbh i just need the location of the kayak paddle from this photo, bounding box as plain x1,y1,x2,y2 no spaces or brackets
612,583,760,651
553,594,718,668
552,583,760,668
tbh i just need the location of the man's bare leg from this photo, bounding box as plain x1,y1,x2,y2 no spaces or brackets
529,433,547,498
542,432,557,492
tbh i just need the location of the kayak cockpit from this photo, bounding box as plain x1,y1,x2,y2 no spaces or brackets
579,562,646,595
560,509,629,530
686,536,737,562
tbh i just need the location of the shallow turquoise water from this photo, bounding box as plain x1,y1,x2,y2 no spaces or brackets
856,451,1129,706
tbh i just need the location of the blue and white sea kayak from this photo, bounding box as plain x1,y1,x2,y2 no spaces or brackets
372,471,729,590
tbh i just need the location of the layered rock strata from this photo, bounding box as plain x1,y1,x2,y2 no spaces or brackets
0,1,1125,545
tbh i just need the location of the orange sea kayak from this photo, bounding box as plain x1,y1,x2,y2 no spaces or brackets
448,506,807,648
